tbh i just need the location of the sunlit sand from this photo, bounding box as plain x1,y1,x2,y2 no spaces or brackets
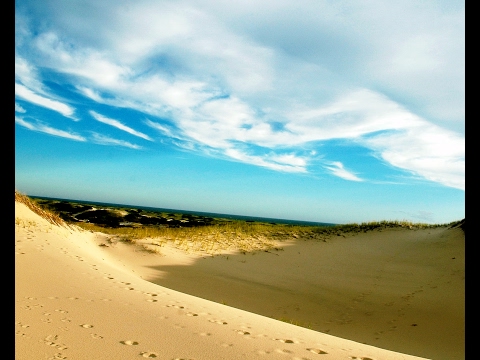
15,196,464,360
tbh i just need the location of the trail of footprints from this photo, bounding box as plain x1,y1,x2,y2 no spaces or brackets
17,275,380,359
17,293,382,359
44,334,68,351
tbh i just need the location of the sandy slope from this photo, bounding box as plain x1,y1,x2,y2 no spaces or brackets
15,201,462,360
126,226,465,360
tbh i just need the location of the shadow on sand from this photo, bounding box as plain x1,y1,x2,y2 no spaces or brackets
142,226,464,360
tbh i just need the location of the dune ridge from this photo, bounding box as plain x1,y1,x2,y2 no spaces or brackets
15,195,463,359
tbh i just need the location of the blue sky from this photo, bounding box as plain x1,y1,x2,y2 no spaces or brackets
15,0,464,224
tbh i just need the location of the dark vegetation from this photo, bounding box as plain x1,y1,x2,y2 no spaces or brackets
31,197,217,229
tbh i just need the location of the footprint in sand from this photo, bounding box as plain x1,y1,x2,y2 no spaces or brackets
236,330,251,335
165,304,184,309
120,340,139,345
44,335,68,350
275,348,293,354
80,324,94,328
146,299,158,302
44,335,58,342
90,333,104,339
48,353,67,360
186,312,198,317
276,339,295,343
307,348,328,354
140,352,158,358
256,350,272,355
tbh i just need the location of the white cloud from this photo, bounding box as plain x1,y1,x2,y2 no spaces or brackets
364,5,464,125
34,31,131,89
282,89,463,188
14,1,464,190
324,161,363,182
225,148,307,173
97,2,194,64
362,124,465,190
15,116,35,130
90,133,142,150
76,86,104,103
15,102,26,113
15,55,45,94
89,111,152,141
15,116,85,141
144,119,180,139
285,89,420,141
174,87,463,189
15,83,76,119
269,153,307,168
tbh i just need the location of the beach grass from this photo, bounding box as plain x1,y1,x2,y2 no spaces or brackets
15,190,67,228
66,214,450,255
16,191,455,255
72,221,284,254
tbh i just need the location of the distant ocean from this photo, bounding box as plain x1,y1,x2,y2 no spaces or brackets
30,195,337,227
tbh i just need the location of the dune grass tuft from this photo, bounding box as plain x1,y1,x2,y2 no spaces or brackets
15,190,68,228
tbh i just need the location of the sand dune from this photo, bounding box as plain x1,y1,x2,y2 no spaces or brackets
15,201,463,360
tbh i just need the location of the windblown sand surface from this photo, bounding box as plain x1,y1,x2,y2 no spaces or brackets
15,201,464,360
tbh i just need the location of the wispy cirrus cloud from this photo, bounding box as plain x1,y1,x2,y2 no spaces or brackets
15,83,76,119
15,55,45,94
90,133,142,150
224,148,308,173
284,89,464,189
361,124,465,190
324,161,363,182
15,116,85,141
144,119,177,138
14,0,464,190
89,111,152,141
15,102,26,113
15,54,78,120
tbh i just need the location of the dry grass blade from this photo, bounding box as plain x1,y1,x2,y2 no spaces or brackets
15,190,68,228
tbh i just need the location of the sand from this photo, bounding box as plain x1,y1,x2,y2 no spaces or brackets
15,201,464,360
